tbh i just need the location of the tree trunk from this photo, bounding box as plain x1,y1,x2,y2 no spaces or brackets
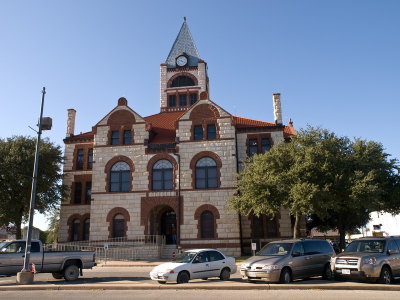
293,213,300,239
338,223,346,252
15,221,22,239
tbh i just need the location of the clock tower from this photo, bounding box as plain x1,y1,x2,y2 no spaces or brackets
160,18,209,112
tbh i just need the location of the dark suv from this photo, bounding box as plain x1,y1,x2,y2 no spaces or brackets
240,239,335,283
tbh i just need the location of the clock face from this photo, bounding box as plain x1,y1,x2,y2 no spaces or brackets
176,55,188,67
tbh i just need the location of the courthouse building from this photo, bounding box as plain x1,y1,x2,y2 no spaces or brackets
59,19,297,256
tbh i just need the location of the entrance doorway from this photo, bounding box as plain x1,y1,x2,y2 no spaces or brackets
149,205,177,245
160,209,177,245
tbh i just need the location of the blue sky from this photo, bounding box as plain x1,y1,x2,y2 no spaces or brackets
1,1,399,230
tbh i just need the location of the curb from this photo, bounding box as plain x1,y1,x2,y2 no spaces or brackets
1,283,399,291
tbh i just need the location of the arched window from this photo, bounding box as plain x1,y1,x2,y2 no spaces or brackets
83,218,90,241
113,214,125,238
110,162,130,192
201,210,214,238
71,219,80,241
171,76,195,87
195,157,217,189
152,159,173,190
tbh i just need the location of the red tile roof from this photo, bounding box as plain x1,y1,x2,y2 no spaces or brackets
232,115,276,128
144,111,185,144
284,125,296,137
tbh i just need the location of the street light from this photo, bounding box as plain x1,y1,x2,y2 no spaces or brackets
17,87,52,284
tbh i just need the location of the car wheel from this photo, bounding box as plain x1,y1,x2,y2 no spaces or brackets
219,268,230,281
157,281,167,284
177,271,190,284
63,264,80,281
322,263,333,280
378,266,393,284
279,268,292,284
52,272,63,280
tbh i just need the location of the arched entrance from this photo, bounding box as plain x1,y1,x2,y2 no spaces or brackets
149,205,177,245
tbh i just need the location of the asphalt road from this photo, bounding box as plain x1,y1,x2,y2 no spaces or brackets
1,289,399,300
1,265,399,289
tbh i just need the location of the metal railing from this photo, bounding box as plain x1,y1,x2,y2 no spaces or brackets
48,235,165,262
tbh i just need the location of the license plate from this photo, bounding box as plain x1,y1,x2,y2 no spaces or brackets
341,269,351,275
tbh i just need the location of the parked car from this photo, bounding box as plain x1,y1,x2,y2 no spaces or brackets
150,249,237,284
240,239,335,283
331,236,400,284
0,240,96,281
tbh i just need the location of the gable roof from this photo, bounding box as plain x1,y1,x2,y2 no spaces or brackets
64,110,295,145
144,111,185,144
165,18,201,68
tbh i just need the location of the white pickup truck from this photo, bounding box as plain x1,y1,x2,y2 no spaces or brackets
0,240,96,281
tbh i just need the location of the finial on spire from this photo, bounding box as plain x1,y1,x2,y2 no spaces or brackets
183,16,186,22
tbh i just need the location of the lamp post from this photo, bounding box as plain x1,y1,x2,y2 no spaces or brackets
17,87,52,284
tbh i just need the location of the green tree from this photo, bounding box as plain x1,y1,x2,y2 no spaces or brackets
230,127,400,249
45,206,60,243
0,136,66,239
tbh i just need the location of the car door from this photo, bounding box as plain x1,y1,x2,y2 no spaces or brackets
289,242,311,279
0,241,26,274
302,241,321,277
388,239,400,276
208,250,226,277
29,241,43,272
190,251,211,279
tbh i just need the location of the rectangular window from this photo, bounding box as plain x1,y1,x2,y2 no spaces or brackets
194,125,203,140
74,182,82,204
179,94,187,106
261,138,271,153
111,131,119,145
190,93,197,105
168,95,176,107
87,148,93,169
248,139,258,156
207,124,216,140
123,130,132,145
76,149,84,170
85,181,92,204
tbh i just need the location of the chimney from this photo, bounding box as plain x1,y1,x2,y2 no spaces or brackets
66,109,76,137
272,93,282,125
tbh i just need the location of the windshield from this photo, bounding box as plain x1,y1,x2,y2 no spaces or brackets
172,251,197,263
0,242,8,251
257,243,293,256
346,240,386,253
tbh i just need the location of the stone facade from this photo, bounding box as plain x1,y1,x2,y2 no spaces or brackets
59,20,298,257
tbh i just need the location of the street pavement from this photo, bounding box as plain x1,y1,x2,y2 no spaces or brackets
0,260,399,291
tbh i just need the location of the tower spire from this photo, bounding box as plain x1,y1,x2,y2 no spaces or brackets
165,18,200,68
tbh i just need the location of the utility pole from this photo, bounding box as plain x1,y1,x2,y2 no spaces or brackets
17,87,52,284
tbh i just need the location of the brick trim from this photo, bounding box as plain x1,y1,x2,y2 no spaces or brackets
104,156,135,192
167,72,198,88
194,204,220,239
140,196,181,235
189,104,221,141
67,213,90,241
106,207,131,238
146,154,178,191
189,151,222,189
72,144,93,171
246,133,274,157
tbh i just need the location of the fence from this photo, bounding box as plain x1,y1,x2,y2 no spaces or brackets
48,235,165,262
